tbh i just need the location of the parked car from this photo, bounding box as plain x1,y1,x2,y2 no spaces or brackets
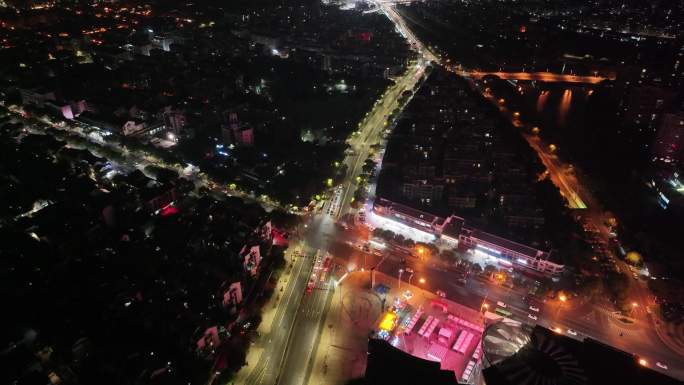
529,305,540,312
528,314,538,321
497,301,507,308
436,290,446,298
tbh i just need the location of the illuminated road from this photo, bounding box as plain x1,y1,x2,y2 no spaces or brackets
276,275,334,385
332,61,426,220
265,5,434,385
242,240,314,385
378,2,439,63
474,91,588,209
3,105,289,213
259,8,432,385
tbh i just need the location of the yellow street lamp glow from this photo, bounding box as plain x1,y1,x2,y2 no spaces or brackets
559,294,567,302
419,278,425,284
553,327,562,334
638,358,648,366
326,178,333,187
632,302,638,308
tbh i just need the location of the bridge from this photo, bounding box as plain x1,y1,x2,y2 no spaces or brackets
454,70,612,84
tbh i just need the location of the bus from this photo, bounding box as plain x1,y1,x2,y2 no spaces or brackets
495,308,512,318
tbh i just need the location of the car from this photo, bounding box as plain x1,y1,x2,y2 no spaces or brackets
497,301,507,308
566,329,578,336
436,290,446,298
529,305,540,312
656,362,669,370
528,314,538,321
405,267,414,274
403,290,414,300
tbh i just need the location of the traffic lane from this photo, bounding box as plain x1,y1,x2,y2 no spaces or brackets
277,284,332,385
247,252,304,383
262,253,313,384
247,246,312,385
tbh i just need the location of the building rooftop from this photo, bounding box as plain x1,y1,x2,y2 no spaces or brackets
483,325,683,385
365,338,460,385
470,228,547,260
375,197,440,225
442,215,465,239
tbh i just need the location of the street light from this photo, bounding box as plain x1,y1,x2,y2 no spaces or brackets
419,277,425,284
638,358,648,367
556,294,567,317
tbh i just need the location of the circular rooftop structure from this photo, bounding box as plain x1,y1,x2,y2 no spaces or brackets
482,321,587,385
482,320,533,367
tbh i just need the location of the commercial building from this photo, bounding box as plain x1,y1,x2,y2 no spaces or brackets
372,198,563,276
459,228,563,276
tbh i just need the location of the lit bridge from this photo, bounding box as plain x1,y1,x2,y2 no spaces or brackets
450,69,613,84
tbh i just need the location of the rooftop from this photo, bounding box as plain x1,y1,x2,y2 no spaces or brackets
365,338,460,385
470,228,548,260
375,197,441,225
483,325,683,385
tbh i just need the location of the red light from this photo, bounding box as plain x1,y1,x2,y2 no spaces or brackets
160,206,178,217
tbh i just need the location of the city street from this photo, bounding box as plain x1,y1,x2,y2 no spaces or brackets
238,241,313,385
333,61,426,220
268,60,430,384
323,236,684,380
